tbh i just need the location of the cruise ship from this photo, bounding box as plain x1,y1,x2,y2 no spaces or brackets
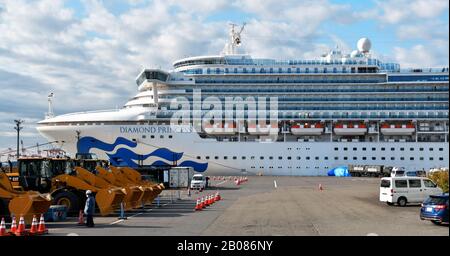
37,24,449,175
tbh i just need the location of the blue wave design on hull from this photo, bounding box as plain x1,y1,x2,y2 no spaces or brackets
77,136,137,153
77,136,208,172
179,160,208,172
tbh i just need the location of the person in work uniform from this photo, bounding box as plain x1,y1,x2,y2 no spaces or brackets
84,190,96,227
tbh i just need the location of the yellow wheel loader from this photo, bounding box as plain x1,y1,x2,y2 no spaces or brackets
95,166,144,210
0,171,52,225
119,167,165,205
10,157,125,216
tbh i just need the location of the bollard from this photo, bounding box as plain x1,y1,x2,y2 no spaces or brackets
118,202,127,220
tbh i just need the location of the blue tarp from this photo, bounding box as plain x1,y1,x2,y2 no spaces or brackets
327,166,350,177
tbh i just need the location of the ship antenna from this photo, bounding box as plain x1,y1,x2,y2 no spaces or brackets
223,22,246,55
46,92,54,119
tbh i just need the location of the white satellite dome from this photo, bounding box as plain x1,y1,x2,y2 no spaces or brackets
357,38,371,52
350,50,360,58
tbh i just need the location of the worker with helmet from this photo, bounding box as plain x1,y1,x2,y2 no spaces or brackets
84,190,96,227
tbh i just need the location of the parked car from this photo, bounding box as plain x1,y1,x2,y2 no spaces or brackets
380,177,443,206
420,193,449,225
190,174,206,190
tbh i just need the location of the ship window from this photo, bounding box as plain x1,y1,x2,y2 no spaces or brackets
410,148,414,151
160,135,164,139
315,156,319,160
372,147,376,151
224,156,228,160
278,68,282,73
278,156,283,160
214,156,219,160
429,148,433,151
242,156,246,160
334,157,338,160
324,156,328,160
362,147,366,151
381,157,386,160
353,157,357,160
287,156,292,160
353,147,357,151
362,157,367,160
251,68,255,73
306,157,310,160
234,68,238,73
410,157,414,160
168,135,173,139
343,147,348,151
381,148,385,151
197,156,201,159
251,156,255,159
334,147,338,151
420,157,424,160
391,148,395,151
343,157,348,160
400,157,405,160
391,157,395,160
142,135,146,139
372,157,376,160
151,135,155,139
429,157,434,160
260,156,264,160
233,156,237,160
439,157,443,161
419,148,424,151
269,156,274,160
439,148,443,151
305,68,309,73
400,148,404,151
206,156,210,159
269,68,273,73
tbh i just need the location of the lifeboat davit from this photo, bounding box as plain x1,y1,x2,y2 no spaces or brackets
248,123,279,134
204,122,237,134
380,123,415,135
291,123,324,135
334,123,367,135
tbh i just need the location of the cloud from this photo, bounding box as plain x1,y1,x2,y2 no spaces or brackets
373,0,449,24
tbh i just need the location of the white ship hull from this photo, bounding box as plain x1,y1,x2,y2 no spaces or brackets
37,124,449,176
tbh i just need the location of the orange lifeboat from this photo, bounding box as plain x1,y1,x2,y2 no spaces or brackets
204,122,237,135
380,123,415,135
291,123,324,135
248,123,279,134
334,123,367,135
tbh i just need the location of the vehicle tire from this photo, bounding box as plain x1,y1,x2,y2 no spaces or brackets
52,191,80,215
397,197,407,207
386,202,394,206
431,220,441,225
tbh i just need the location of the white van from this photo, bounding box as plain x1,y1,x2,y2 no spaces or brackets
380,177,443,206
190,174,206,190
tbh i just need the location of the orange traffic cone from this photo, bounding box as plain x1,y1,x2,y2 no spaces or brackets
319,183,323,191
29,215,38,235
207,195,213,205
204,196,210,207
10,216,17,233
215,191,221,201
14,215,26,236
78,210,84,225
0,217,7,236
194,198,202,211
200,197,205,209
37,214,48,235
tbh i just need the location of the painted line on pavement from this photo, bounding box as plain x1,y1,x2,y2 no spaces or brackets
274,180,278,188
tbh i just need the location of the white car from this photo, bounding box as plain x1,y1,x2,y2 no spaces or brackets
190,174,206,190
380,177,443,206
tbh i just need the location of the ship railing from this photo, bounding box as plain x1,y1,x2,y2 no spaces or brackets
56,109,121,117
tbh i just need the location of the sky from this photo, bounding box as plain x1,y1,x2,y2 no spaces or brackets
0,0,448,156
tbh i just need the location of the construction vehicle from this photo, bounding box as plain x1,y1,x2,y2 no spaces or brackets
8,156,125,216
0,171,52,224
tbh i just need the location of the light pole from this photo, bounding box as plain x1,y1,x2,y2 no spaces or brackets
14,119,24,158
